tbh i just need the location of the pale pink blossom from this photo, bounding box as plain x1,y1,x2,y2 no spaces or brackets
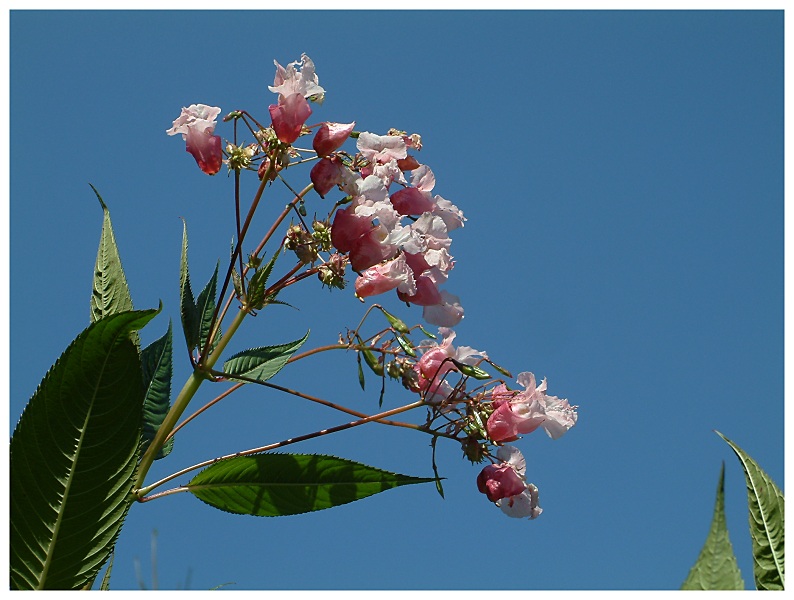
167,104,223,175
423,291,464,327
486,372,577,442
269,54,324,100
357,132,407,164
477,446,542,519
313,121,355,157
354,255,416,299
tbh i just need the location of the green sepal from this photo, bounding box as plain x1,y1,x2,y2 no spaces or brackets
186,453,435,517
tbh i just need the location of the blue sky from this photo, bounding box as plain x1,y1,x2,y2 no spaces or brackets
8,9,784,590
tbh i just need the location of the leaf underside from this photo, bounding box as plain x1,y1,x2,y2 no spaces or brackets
716,431,785,590
187,453,434,517
681,463,745,590
10,309,157,590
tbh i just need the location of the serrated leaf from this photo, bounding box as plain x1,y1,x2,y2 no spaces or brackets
99,553,114,591
196,261,220,353
222,331,309,383
716,431,785,590
10,309,158,590
681,463,745,590
247,252,280,310
179,219,200,354
187,453,435,517
89,185,134,323
89,186,138,348
141,321,174,460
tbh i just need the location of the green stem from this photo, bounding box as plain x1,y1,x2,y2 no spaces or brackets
134,308,248,491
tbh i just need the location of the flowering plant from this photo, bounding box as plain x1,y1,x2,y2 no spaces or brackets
10,54,579,590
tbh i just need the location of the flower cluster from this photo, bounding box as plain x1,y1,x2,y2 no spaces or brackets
167,54,578,521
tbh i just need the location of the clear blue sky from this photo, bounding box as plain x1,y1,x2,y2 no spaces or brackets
9,10,784,590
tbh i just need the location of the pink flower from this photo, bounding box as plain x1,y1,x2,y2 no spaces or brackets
354,255,416,299
269,54,324,100
313,121,355,157
310,156,346,198
357,132,407,164
166,104,223,175
415,328,486,393
486,372,577,442
269,92,312,144
390,165,436,215
477,446,542,519
330,207,397,272
422,291,464,327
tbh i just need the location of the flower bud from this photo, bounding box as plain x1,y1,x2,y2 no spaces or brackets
317,253,348,289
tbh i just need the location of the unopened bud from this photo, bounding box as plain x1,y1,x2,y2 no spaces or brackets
318,253,348,289
462,437,486,464
284,225,318,264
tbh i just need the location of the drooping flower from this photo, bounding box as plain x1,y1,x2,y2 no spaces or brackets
486,372,577,442
477,445,542,519
422,291,464,327
310,156,346,198
313,121,355,157
414,328,486,397
354,255,416,299
269,92,312,144
167,104,223,175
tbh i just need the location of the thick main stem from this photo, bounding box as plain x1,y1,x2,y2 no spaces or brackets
134,308,248,491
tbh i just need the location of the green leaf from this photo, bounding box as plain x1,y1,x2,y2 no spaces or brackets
681,463,745,590
187,453,435,517
222,331,309,383
246,252,280,310
716,431,785,590
10,309,158,590
141,321,174,460
99,553,114,591
89,185,134,323
89,186,138,348
179,218,200,354
196,261,220,354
